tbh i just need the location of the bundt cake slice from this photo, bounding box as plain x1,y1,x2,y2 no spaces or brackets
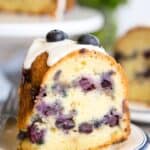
17,30,130,150
114,27,150,106
0,0,75,18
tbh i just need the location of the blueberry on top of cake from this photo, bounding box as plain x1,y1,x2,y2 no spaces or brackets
18,30,130,150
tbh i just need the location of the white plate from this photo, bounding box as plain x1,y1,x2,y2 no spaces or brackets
0,123,149,150
111,124,149,150
130,102,150,123
0,6,104,37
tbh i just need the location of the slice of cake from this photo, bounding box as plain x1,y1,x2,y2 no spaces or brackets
0,0,75,18
114,27,150,106
17,30,130,150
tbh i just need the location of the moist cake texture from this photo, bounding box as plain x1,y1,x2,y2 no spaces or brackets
18,30,130,150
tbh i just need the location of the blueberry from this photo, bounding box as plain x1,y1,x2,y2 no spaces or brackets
102,109,120,127
78,34,100,46
104,114,119,127
100,72,113,90
143,49,150,59
55,115,75,130
101,79,112,89
36,101,63,116
79,77,96,92
28,124,45,144
79,122,93,134
136,68,150,78
17,131,28,140
143,69,150,78
46,29,68,42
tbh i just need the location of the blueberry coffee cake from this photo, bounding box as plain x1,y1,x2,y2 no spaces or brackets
114,27,150,106
17,30,130,150
0,0,74,18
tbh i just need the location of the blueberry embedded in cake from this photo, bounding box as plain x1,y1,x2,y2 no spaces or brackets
17,30,130,150
114,27,150,105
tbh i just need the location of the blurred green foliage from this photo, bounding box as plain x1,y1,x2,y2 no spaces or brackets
78,0,127,50
78,0,127,10
93,16,117,51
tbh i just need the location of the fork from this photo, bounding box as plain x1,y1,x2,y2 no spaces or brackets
0,87,18,131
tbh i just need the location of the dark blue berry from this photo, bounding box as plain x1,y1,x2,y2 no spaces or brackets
100,72,113,90
55,115,75,130
101,79,112,89
143,68,150,78
103,109,120,127
17,131,28,140
36,101,63,116
143,49,150,59
114,51,137,61
79,77,96,92
79,122,93,134
46,29,68,42
136,68,150,78
78,34,100,46
105,114,119,127
28,124,45,144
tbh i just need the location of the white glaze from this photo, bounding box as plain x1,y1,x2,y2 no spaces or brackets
24,39,106,69
56,0,66,19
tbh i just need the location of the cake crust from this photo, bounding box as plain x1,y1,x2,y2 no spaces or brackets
114,26,150,53
18,49,130,150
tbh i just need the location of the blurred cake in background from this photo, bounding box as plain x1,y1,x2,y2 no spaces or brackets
114,27,150,106
0,0,75,18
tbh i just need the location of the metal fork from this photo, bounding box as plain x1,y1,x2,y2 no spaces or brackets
0,87,18,131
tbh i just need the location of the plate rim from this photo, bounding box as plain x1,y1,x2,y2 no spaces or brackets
130,103,150,123
125,124,149,150
0,123,149,150
0,6,104,37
